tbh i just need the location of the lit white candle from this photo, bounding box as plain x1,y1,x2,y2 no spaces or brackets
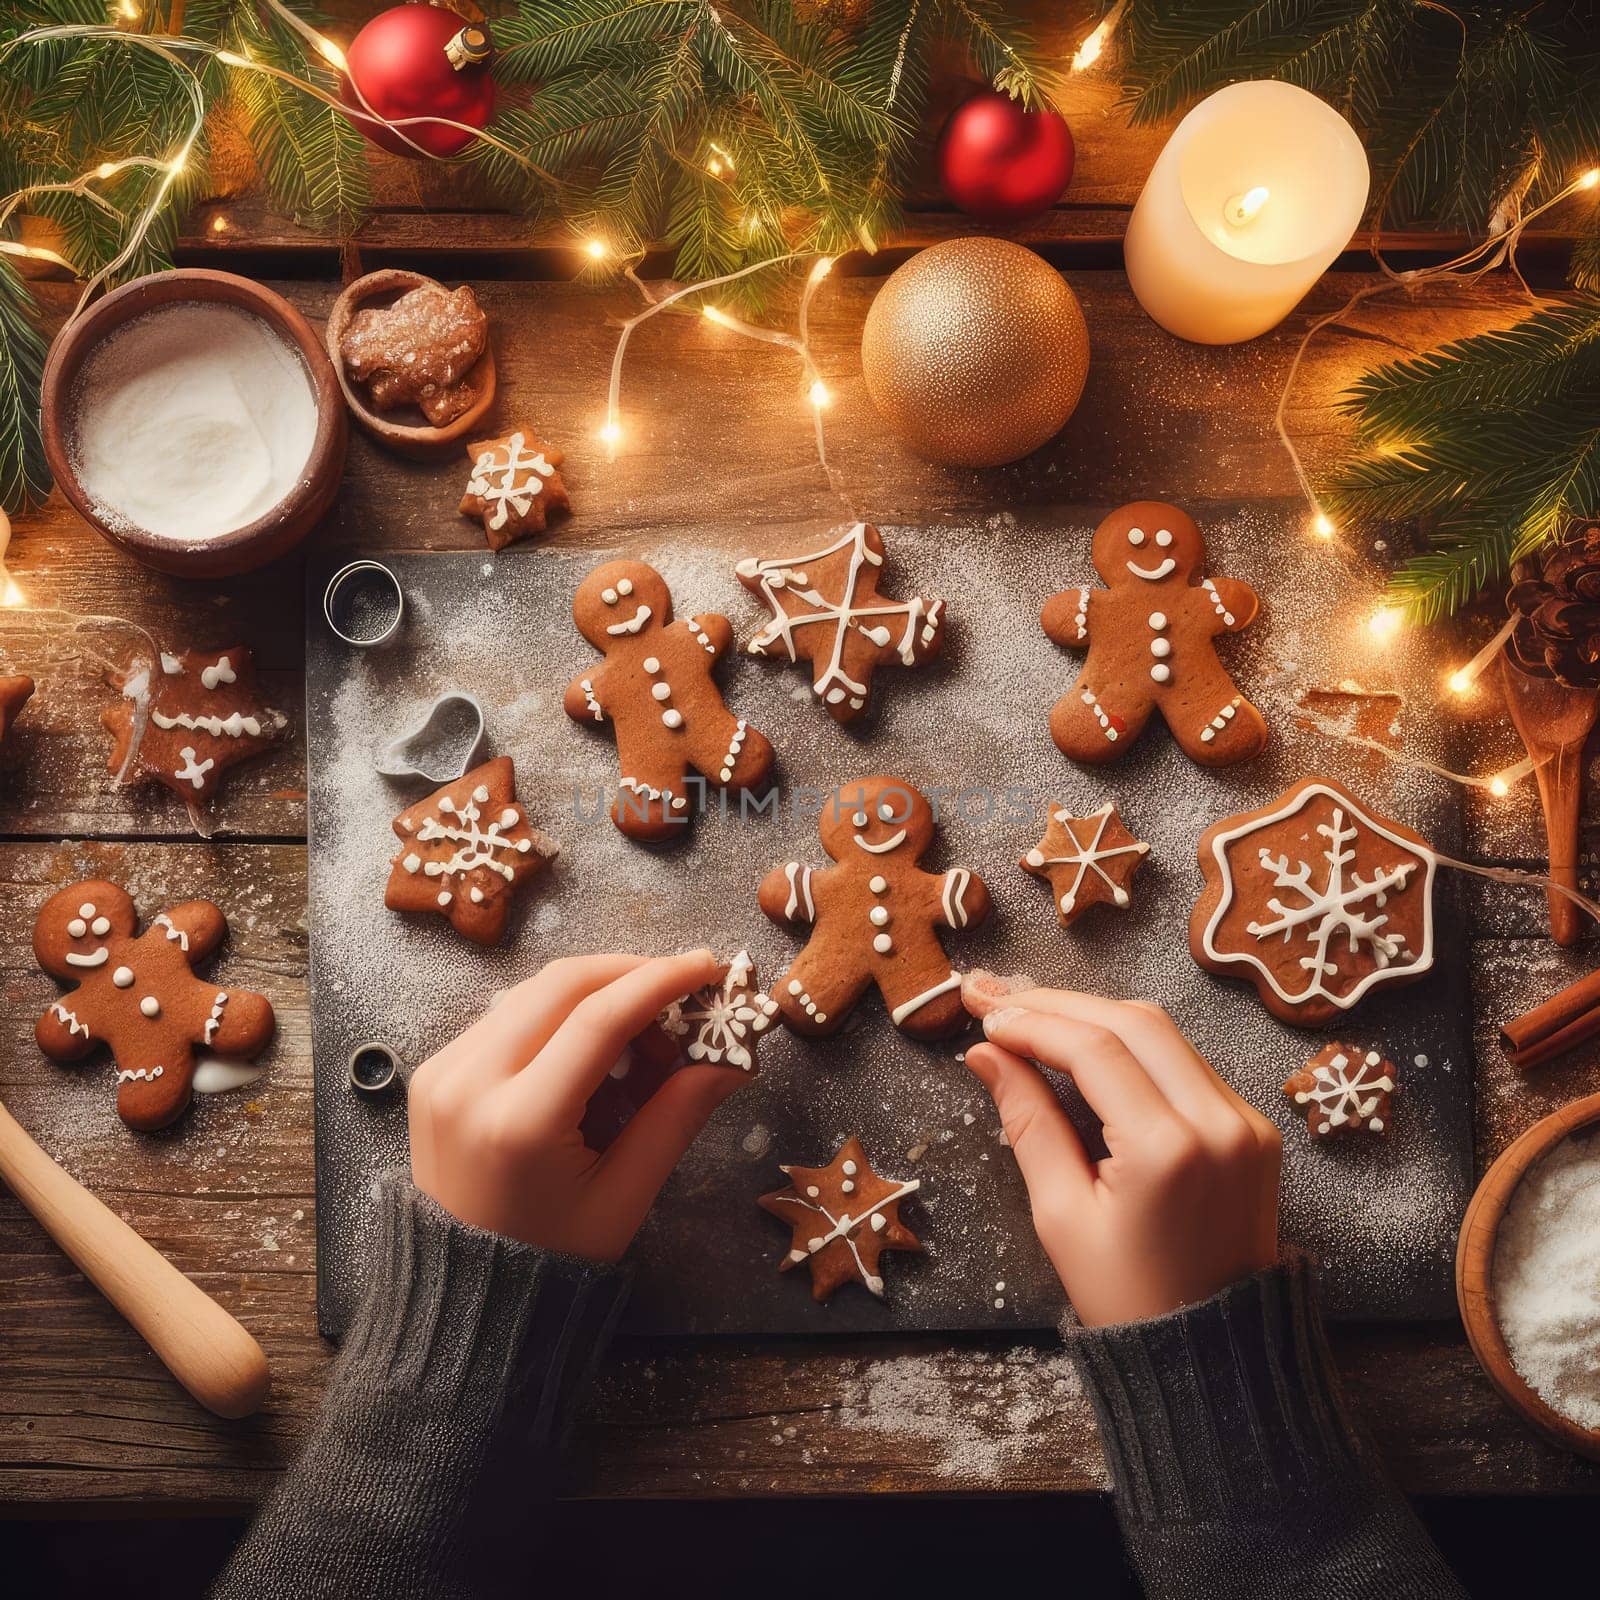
1124,80,1369,344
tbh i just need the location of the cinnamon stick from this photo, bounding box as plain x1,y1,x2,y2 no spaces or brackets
1500,964,1600,1067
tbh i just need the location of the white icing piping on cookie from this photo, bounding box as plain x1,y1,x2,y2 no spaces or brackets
605,604,652,636
890,971,961,1025
151,709,267,738
853,828,907,855
783,862,815,921
65,947,109,968
579,678,604,722
943,867,973,927
717,719,747,783
51,1002,89,1038
415,784,533,882
1200,784,1435,1010
1295,1049,1393,1132
1026,804,1148,915
175,748,215,789
153,913,189,949
204,990,228,1045
768,1174,920,1296
116,1064,164,1083
1126,558,1177,581
468,433,554,532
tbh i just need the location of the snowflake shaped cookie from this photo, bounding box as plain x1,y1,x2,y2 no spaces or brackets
658,951,778,1072
1021,801,1150,927
736,522,945,722
459,428,571,551
759,1136,922,1301
385,756,557,945
1190,776,1436,1026
1283,1044,1396,1138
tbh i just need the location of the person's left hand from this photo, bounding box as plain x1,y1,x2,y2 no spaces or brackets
409,950,743,1262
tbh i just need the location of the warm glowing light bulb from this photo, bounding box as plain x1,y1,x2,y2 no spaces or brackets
1225,186,1270,226
316,35,348,71
1072,19,1109,70
1312,512,1335,539
95,161,119,179
702,305,732,327
599,420,622,448
211,213,228,234
217,48,250,67
584,238,606,260
117,0,140,18
1489,774,1510,798
1367,606,1402,643
810,255,835,282
707,158,723,176
168,152,187,174
1580,168,1600,190
1448,668,1473,694
809,379,830,409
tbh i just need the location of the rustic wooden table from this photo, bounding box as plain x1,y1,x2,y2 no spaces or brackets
4,36,1600,1508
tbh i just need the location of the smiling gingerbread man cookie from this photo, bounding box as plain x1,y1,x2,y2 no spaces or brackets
33,879,275,1131
1041,501,1268,768
758,775,991,1040
564,560,775,843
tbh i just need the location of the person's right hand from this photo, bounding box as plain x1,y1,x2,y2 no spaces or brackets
409,950,742,1263
962,979,1282,1327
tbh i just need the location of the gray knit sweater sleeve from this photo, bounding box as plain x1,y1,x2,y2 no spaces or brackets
1062,1259,1465,1599
213,1173,629,1600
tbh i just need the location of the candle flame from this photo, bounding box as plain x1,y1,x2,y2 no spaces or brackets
1226,186,1271,226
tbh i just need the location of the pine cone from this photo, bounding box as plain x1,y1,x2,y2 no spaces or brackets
1508,521,1600,687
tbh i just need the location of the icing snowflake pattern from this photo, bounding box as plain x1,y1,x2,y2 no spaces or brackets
658,952,777,1072
467,432,556,533
415,781,532,884
1199,781,1436,1014
1284,1045,1396,1137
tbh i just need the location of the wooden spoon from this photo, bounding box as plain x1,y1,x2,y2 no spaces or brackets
1499,654,1599,945
0,1097,269,1418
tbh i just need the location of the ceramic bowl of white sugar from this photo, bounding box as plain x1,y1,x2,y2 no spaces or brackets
43,268,347,577
1457,1090,1600,1460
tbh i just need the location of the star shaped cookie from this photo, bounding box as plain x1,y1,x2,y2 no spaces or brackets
385,756,558,945
736,521,945,722
759,1136,921,1301
659,951,778,1072
103,646,287,805
460,428,571,551
1020,801,1150,927
1283,1044,1396,1139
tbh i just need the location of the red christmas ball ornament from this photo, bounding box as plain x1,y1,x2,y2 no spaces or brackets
342,3,495,160
937,91,1074,223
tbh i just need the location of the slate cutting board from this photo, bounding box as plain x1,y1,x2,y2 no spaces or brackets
306,509,1474,1338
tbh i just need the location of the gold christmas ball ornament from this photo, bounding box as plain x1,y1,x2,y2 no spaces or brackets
860,237,1090,468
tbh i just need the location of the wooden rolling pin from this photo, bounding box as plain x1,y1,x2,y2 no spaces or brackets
0,1097,269,1418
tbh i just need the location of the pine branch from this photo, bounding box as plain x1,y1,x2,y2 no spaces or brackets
0,259,49,515
1324,294,1600,621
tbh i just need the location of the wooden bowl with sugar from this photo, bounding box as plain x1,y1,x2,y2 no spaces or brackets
1456,1090,1600,1460
41,268,347,579
325,269,496,458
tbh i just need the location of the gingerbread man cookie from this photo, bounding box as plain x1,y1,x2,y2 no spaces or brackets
460,428,571,551
564,560,775,842
1021,801,1149,927
386,756,557,945
759,1136,922,1301
758,776,991,1040
33,879,275,1131
1041,501,1267,767
103,645,287,805
736,522,946,723
1283,1044,1396,1138
0,673,33,747
1190,776,1436,1027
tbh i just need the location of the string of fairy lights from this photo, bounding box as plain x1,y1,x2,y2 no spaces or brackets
3,3,1598,807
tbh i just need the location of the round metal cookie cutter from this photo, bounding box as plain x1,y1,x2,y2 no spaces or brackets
324,559,404,647
349,1040,401,1096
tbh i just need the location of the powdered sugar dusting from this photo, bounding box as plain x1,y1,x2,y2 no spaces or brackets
306,511,1471,1336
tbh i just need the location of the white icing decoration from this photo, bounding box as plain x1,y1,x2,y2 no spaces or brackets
151,709,266,738
783,862,815,921
737,523,941,710
204,991,228,1044
65,948,109,968
91,916,110,935
661,708,683,729
657,950,777,1072
200,656,236,690
51,1002,88,1038
618,578,633,597
1295,1049,1393,1133
890,971,961,1025
1149,612,1167,629
1150,663,1171,683
153,913,189,949
853,827,907,855
767,1161,921,1296
579,678,604,722
873,933,893,954
1029,803,1148,915
688,620,716,655
1128,528,1146,546
139,996,161,1018
869,875,887,893
1151,638,1172,658
113,966,134,988
1200,785,1436,1011
466,431,555,532
160,652,183,675
1201,577,1236,626
116,1065,164,1083
1078,684,1119,742
1199,695,1244,743
79,902,96,917
1127,557,1177,581
67,918,86,938
643,656,660,673
605,604,652,636
942,867,972,928
175,747,215,789
717,719,747,783
413,785,531,887
869,906,890,927
1155,528,1173,547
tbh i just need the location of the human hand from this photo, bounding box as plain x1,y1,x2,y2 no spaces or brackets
962,978,1281,1327
409,950,743,1262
